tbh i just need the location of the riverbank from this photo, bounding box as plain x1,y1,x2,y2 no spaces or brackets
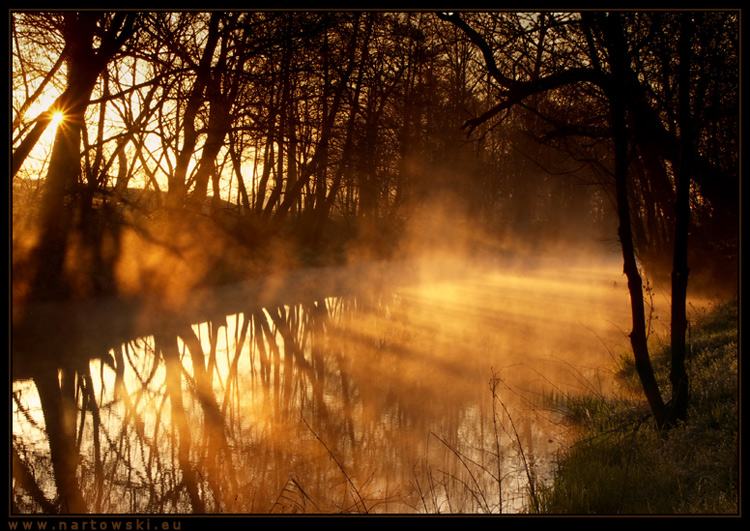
534,298,739,515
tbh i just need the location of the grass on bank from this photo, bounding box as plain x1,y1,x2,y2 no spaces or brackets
534,298,739,515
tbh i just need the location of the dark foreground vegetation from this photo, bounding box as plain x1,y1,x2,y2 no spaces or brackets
536,298,739,514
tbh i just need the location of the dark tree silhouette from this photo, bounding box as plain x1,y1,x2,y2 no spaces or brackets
437,11,738,429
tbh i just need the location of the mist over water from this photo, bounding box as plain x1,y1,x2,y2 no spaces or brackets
11,9,739,516
13,170,704,515
13,172,726,515
12,221,648,514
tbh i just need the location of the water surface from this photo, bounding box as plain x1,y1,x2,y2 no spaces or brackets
12,255,634,514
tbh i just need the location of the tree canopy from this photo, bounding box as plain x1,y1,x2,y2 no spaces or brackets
12,10,738,304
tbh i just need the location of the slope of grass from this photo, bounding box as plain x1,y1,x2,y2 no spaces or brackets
534,298,739,515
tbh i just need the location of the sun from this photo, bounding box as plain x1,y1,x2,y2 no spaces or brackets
50,110,65,127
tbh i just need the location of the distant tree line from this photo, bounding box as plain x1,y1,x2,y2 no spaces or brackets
10,14,621,267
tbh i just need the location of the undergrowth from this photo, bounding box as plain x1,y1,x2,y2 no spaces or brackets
534,298,739,515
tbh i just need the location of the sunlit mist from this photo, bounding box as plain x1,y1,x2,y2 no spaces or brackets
11,9,738,516
12,248,648,513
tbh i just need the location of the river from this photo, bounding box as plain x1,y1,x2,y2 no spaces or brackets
12,253,637,514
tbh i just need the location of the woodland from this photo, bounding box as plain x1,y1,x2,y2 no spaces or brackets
10,11,739,514
12,12,739,292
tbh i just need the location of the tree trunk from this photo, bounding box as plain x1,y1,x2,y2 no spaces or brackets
611,104,668,429
29,13,134,303
668,13,695,426
269,16,360,231
168,13,221,209
33,366,87,513
603,12,668,428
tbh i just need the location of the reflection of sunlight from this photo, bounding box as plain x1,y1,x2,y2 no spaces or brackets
11,259,639,514
12,380,47,448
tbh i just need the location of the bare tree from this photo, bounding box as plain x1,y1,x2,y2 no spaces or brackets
21,12,137,302
437,11,738,429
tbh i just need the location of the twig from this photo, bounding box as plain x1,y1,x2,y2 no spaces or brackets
430,431,491,513
300,413,369,514
490,373,540,512
490,375,504,513
270,475,320,513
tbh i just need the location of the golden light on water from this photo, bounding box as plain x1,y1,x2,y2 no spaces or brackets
9,10,737,515
11,256,639,514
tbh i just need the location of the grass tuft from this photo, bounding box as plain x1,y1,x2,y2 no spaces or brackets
534,298,738,515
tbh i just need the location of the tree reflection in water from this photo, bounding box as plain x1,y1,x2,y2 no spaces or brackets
11,262,632,514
